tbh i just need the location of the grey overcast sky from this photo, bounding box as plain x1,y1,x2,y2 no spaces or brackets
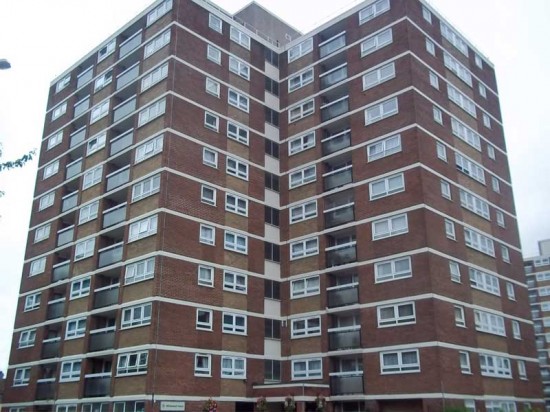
0,0,549,373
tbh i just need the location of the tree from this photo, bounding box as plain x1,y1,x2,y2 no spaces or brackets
0,144,36,197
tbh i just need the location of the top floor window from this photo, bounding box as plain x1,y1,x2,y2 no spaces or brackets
288,38,313,63
147,0,173,26
230,27,251,50
358,0,390,25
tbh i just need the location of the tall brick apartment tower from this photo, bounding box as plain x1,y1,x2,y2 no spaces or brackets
2,0,543,411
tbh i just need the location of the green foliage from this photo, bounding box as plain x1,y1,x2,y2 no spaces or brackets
0,149,36,172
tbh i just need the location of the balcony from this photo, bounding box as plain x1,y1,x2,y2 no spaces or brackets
119,31,143,58
327,284,359,308
35,379,56,400
328,327,361,350
321,96,349,122
325,203,354,228
46,299,65,320
57,226,74,247
93,284,120,309
113,96,136,123
84,373,111,397
52,261,70,282
41,338,61,359
323,165,352,191
69,127,86,148
103,204,127,228
74,97,90,118
330,374,363,395
65,158,83,180
326,242,357,267
320,64,348,89
322,129,351,156
319,32,346,58
89,327,116,351
106,166,130,192
61,192,78,212
116,63,140,91
110,129,133,156
77,66,93,88
98,243,123,268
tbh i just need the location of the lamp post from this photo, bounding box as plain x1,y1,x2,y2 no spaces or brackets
0,59,11,70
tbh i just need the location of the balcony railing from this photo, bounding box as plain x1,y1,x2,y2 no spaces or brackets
74,97,90,118
321,96,349,122
93,284,120,308
77,66,93,88
84,374,111,397
106,166,130,192
61,192,78,212
319,32,346,58
35,379,56,400
69,127,86,148
330,374,363,395
103,204,127,228
326,242,357,267
323,165,352,191
66,158,83,180
52,261,70,282
328,327,361,350
46,299,65,320
327,283,359,307
113,97,136,123
41,338,61,358
98,243,123,268
89,327,116,351
322,129,351,156
119,31,143,58
57,226,74,247
110,129,133,156
320,64,348,89
324,203,354,228
116,63,140,90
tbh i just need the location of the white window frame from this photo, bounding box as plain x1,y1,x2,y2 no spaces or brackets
288,38,313,63
290,237,319,260
437,142,447,161
365,97,398,125
228,89,249,112
90,99,109,123
94,69,113,92
479,83,487,98
52,102,67,121
433,106,443,124
289,68,314,92
483,112,492,128
65,317,86,339
222,312,247,335
75,238,95,261
460,351,471,374
23,292,41,311
200,224,215,245
70,276,91,300
230,26,250,49
360,28,393,57
289,131,315,155
34,223,51,243
207,45,222,64
223,270,247,293
125,257,155,285
291,316,321,338
475,54,483,68
205,77,220,97
204,112,219,131
203,148,218,168
455,305,466,327
469,267,500,295
506,282,516,300
198,265,214,287
380,349,420,374
56,74,70,93
43,160,60,180
451,118,482,151
201,185,216,206
229,56,250,80
444,52,472,86
448,84,476,117
224,230,248,254
501,245,510,263
226,157,249,180
82,165,103,190
370,173,405,200
60,361,81,382
422,6,432,23
138,98,166,127
291,275,320,298
359,0,390,24
375,256,412,283
456,153,485,184
487,144,496,160
377,302,416,327
429,71,439,89
78,201,99,225
479,353,512,378
445,219,456,240
460,189,490,219
18,329,36,348
147,0,172,26
441,180,452,199
289,200,317,224
474,310,505,336
47,131,63,150
117,351,148,375
135,135,164,163
426,38,435,56
367,134,401,161
29,257,47,276
291,358,322,380
13,367,31,386
196,308,213,330
128,215,158,242
225,193,248,216
121,303,152,329
289,165,316,189
227,122,249,145
144,29,171,58
132,174,161,202
195,353,212,376
39,192,56,210
440,22,469,57
512,320,521,340
221,356,246,379
363,62,396,91
86,132,107,156
464,227,495,256
449,261,461,283
372,213,408,240
491,176,500,193
209,14,222,33
288,99,314,123
141,63,169,92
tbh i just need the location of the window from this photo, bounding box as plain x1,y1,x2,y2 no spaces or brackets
448,84,476,117
201,185,216,206
196,309,213,330
29,257,46,276
487,144,496,160
426,38,435,56
359,0,390,24
121,303,152,328
290,200,317,224
132,174,161,202
141,63,169,92
433,106,443,124
204,112,219,131
459,190,489,219
375,256,412,283
265,172,279,192
501,245,510,263
128,215,158,242
75,238,95,261
290,238,319,260
90,100,109,123
198,265,214,287
223,270,247,293
70,277,91,299
289,165,316,188
86,132,106,156
66,318,86,339
445,219,456,240
56,74,71,93
43,160,59,179
506,282,516,300
360,28,393,57
370,173,405,199
24,293,40,311
512,320,521,340
289,99,314,122
147,0,172,25
52,102,67,121
491,176,500,193
479,353,511,378
380,349,420,374
205,77,220,97
226,157,249,180
451,118,482,150
228,89,249,112
207,45,222,64
289,132,315,156
518,360,527,380
459,351,471,374
479,83,487,98
82,165,103,189
209,13,222,33
39,192,55,211
227,122,249,145
378,302,415,327
456,153,485,184
288,38,313,62
449,261,461,283
475,54,483,68
291,316,321,338
229,56,250,80
265,280,280,300
265,319,281,339
483,112,491,128
221,356,246,378
94,69,113,92
464,228,495,256
78,201,99,225
365,97,398,125
223,312,247,335
292,358,322,380
441,180,451,199
135,135,164,163
47,131,63,150
444,52,472,86
203,148,218,168
474,310,505,336
437,142,447,161
125,257,155,285
138,98,166,126
367,134,401,161
224,230,248,254
225,193,248,216
265,242,280,262
18,329,36,348
469,268,500,295
289,68,314,92
429,71,439,89
200,224,215,245
372,213,408,240
195,354,212,376
144,30,171,58
440,22,468,56
454,305,466,327
117,351,148,375
34,224,51,243
422,6,432,23
230,26,250,49
60,361,81,382
13,367,30,386
363,62,395,90
291,276,320,298
265,206,280,226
